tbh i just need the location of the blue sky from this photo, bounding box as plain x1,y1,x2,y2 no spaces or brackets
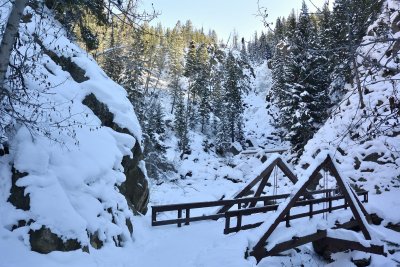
142,0,328,41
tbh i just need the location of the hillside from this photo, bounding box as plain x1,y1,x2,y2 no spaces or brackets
1,0,400,266
0,2,148,256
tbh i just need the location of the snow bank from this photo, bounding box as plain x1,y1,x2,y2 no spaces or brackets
0,4,146,252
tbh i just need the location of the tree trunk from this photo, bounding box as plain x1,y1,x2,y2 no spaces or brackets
353,57,365,109
0,0,28,98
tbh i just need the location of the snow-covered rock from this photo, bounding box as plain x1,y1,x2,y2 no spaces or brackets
0,4,148,253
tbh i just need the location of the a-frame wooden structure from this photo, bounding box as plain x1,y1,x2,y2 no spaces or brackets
249,154,385,262
216,157,299,214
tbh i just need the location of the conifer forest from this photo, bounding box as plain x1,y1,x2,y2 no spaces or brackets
0,0,400,266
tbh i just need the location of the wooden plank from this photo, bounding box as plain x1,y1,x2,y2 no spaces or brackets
216,158,280,214
276,158,298,184
285,205,346,221
178,209,182,227
264,149,288,154
333,219,359,230
249,168,274,208
225,222,264,234
265,230,327,257
152,193,290,212
325,156,372,240
251,156,329,254
152,213,224,227
349,187,371,222
185,208,190,225
323,237,386,256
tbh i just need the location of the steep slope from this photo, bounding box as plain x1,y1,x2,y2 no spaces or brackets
297,0,400,205
0,4,148,253
150,61,288,205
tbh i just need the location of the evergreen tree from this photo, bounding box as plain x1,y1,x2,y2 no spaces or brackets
168,24,185,114
195,44,212,133
272,1,330,156
174,89,189,155
223,52,247,144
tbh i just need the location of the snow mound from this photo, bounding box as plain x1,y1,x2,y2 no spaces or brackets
0,5,146,252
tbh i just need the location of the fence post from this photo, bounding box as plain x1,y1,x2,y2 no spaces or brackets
152,208,157,226
178,209,182,227
237,213,242,231
185,208,190,225
224,213,230,234
286,211,290,227
309,203,313,218
328,192,332,213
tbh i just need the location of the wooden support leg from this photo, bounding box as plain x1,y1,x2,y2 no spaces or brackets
224,214,230,234
178,209,182,227
237,214,243,231
286,211,290,227
185,208,190,225
152,208,157,226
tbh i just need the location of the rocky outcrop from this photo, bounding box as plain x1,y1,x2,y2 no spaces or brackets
8,167,30,211
82,93,149,214
29,227,82,254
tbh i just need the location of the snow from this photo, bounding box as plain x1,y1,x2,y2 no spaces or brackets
1,1,400,266
0,4,144,251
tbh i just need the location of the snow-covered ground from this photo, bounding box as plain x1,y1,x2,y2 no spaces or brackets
2,2,400,265
2,57,400,266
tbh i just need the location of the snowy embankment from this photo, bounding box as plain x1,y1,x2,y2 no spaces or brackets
2,3,400,267
1,3,147,258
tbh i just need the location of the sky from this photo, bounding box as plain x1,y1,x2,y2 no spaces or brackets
142,0,329,42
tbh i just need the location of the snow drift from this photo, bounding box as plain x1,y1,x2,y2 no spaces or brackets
0,3,148,253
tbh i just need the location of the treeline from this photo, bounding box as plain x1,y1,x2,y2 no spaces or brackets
91,19,256,179
264,0,382,158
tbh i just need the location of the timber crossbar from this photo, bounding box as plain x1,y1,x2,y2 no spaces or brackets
151,193,290,227
250,229,385,259
224,190,368,234
152,188,367,228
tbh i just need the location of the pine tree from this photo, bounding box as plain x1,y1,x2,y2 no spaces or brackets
174,89,189,155
195,43,211,133
223,52,246,144
168,24,185,114
329,0,383,102
272,1,330,156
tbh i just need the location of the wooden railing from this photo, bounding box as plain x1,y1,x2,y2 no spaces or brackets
224,190,368,234
151,189,367,229
151,193,290,227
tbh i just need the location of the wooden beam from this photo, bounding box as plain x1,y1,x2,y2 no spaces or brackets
266,230,327,257
249,168,273,207
323,237,385,256
325,156,371,240
276,158,298,184
349,186,371,223
251,155,374,259
216,158,280,214
251,157,328,254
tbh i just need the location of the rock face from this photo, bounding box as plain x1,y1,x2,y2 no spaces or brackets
8,168,30,211
29,227,82,254
1,4,149,255
82,93,149,214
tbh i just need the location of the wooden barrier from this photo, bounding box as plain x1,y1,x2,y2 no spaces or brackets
223,190,368,234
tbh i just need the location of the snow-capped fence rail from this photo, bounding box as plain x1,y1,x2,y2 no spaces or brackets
224,189,368,234
151,193,291,227
249,154,385,262
152,153,384,263
151,188,368,230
